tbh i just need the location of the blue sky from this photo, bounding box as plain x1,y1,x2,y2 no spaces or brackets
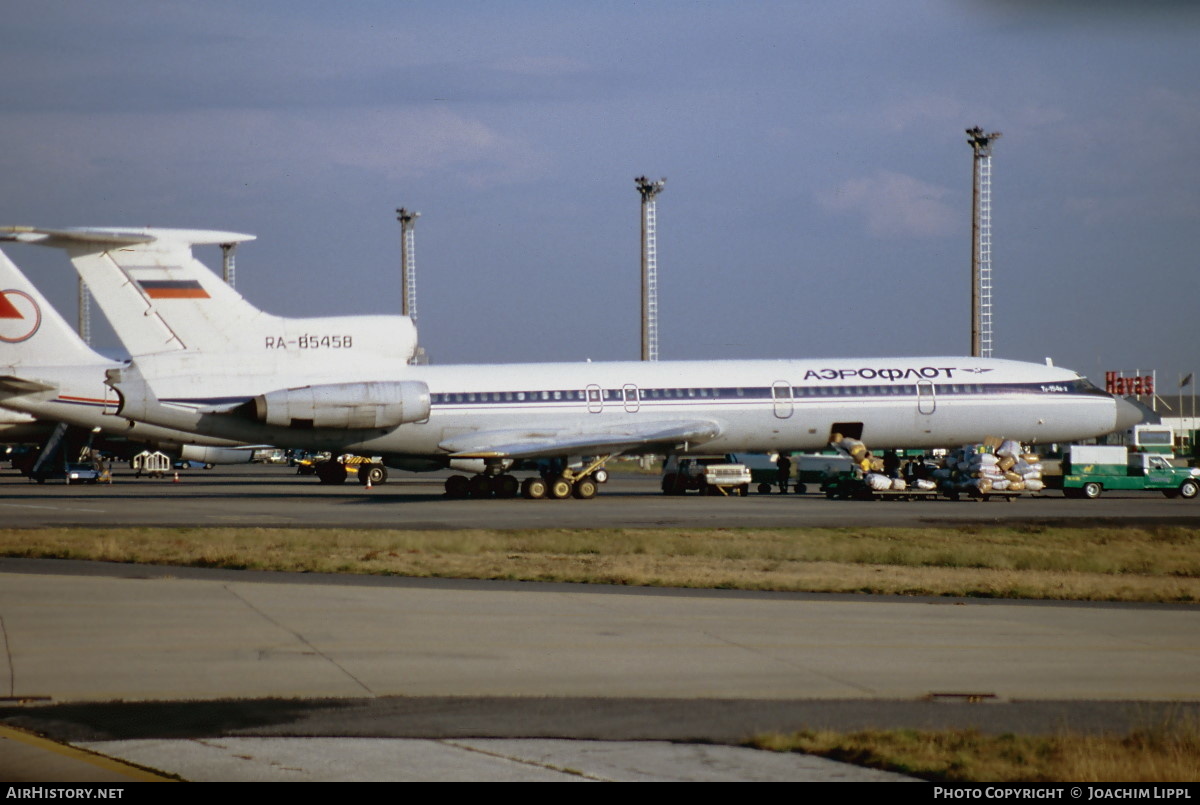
1,1,1197,391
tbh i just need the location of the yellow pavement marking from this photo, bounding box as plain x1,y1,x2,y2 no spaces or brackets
0,724,176,782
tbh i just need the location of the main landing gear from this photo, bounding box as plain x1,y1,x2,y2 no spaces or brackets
313,459,389,486
443,472,522,499
443,455,611,500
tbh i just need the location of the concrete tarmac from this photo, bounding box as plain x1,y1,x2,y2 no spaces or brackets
1,465,1197,781
2,465,1199,529
2,560,1197,781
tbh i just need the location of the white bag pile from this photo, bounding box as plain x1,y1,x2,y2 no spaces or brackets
865,473,893,491
937,440,1044,495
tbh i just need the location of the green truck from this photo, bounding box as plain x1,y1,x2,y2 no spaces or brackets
1047,445,1200,499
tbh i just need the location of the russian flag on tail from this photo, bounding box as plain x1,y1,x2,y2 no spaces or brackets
138,280,210,299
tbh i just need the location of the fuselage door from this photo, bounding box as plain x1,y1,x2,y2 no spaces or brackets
623,384,641,413
102,384,121,417
772,380,794,419
917,380,936,415
586,384,603,414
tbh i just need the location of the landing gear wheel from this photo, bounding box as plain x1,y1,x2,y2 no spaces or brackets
572,478,598,499
1179,479,1199,500
316,461,348,484
522,477,548,499
592,469,609,484
548,476,573,499
468,475,493,498
494,474,520,498
1081,482,1103,500
358,464,388,485
445,474,470,498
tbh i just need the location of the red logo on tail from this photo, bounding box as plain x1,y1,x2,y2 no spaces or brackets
0,289,42,343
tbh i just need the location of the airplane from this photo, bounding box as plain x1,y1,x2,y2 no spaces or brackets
4,225,1143,500
0,245,258,469
1,226,423,483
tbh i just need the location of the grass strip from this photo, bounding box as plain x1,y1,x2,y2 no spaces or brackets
751,720,1200,782
0,524,1196,602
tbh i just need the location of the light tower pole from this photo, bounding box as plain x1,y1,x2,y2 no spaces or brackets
396,207,427,364
636,176,666,362
967,127,1000,358
396,207,420,324
220,242,238,288
77,280,91,345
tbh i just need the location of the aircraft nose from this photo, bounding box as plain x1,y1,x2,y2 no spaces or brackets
1114,397,1143,431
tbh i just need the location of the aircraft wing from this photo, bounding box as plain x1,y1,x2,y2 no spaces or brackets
439,419,722,459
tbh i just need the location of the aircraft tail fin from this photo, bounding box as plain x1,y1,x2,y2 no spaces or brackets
2,226,419,363
0,246,109,368
2,226,258,356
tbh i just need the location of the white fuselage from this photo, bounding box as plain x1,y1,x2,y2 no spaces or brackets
0,361,246,450
127,355,1132,463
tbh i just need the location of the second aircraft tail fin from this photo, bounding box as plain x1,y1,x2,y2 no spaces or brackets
0,246,109,368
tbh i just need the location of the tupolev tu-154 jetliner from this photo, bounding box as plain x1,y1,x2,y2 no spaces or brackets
4,225,1141,500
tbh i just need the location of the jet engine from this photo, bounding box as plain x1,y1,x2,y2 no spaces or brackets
179,445,253,465
448,458,512,474
253,381,431,430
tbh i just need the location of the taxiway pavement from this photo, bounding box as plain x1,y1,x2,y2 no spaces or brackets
2,465,1199,529
1,466,1197,781
1,560,1197,781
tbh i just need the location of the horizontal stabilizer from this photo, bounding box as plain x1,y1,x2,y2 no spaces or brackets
0,226,255,248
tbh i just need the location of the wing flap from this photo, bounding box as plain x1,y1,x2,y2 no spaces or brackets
441,419,721,459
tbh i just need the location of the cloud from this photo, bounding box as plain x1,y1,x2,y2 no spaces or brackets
817,170,957,238
488,54,588,77
0,105,549,196
877,94,978,133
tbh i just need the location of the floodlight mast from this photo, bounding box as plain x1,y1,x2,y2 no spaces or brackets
220,242,238,288
77,279,91,345
396,208,420,324
396,207,427,364
636,176,666,362
967,127,1001,358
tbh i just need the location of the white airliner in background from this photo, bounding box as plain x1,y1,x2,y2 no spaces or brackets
5,225,1142,500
